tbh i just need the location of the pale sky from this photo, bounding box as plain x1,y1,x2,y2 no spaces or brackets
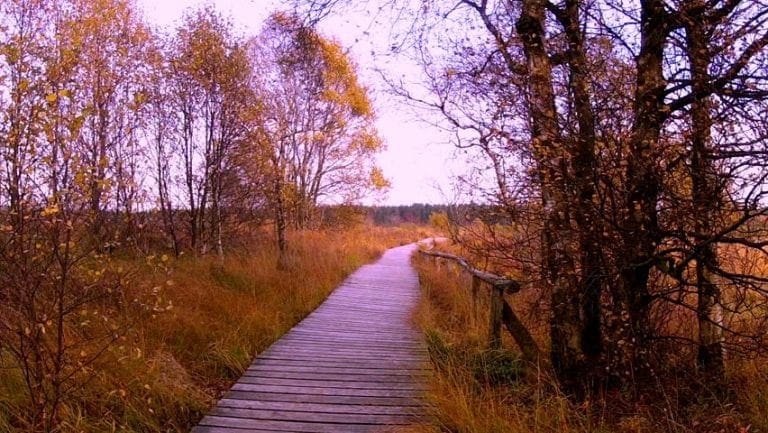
136,0,463,205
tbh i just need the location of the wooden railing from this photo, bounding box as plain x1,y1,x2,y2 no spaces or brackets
418,240,541,363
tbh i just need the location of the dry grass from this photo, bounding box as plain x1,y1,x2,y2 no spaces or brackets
410,254,597,433
0,225,429,432
410,253,768,433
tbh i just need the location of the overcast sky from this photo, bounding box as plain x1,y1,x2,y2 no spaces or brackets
136,0,462,205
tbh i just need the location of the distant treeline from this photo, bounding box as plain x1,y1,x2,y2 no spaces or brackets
315,203,513,227
364,204,449,225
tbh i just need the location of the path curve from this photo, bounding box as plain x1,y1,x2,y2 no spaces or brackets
192,243,429,433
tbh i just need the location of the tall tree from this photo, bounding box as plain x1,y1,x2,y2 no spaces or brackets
168,8,253,258
251,12,387,260
682,0,725,381
70,0,152,245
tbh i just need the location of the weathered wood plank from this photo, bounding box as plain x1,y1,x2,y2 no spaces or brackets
252,357,429,370
196,415,386,433
215,398,421,415
274,346,425,355
284,330,421,341
268,339,427,352
224,391,422,407
253,356,430,370
259,350,426,362
264,346,428,358
209,407,415,424
264,344,425,355
279,335,424,347
286,328,422,339
236,376,427,390
191,426,285,433
231,383,420,398
243,370,426,382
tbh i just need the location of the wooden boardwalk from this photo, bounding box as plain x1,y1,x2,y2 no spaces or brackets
192,243,429,433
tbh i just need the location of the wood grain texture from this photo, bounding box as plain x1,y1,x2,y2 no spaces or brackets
191,244,428,433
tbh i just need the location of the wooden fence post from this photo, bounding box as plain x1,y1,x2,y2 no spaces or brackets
471,276,480,321
419,248,536,356
489,284,503,350
501,297,541,363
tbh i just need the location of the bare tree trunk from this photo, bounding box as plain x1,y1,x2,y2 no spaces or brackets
516,0,584,395
182,107,199,254
87,96,110,250
156,125,180,257
215,205,224,260
684,2,725,381
213,176,224,260
608,0,669,391
559,0,604,385
274,176,288,269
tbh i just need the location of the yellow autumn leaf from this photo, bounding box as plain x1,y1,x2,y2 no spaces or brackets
41,204,60,217
370,167,390,190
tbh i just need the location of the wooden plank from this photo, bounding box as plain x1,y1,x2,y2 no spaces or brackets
197,415,384,433
243,369,425,383
192,426,284,433
287,326,421,336
312,306,413,314
264,345,425,356
251,356,428,367
243,366,428,379
281,333,424,346
290,323,420,333
259,350,426,363
293,318,416,330
266,337,423,349
310,308,413,315
325,295,419,302
252,356,430,370
236,376,426,390
231,383,421,398
288,326,421,338
323,297,419,305
209,406,415,424
257,352,425,364
216,398,421,415
266,342,427,356
224,391,422,407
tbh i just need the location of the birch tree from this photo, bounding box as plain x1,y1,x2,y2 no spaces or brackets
252,12,388,260
168,8,253,258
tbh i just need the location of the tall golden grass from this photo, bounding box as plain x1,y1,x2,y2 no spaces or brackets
411,252,768,433
0,225,428,432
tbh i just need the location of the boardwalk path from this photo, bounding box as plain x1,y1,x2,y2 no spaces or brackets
192,243,429,433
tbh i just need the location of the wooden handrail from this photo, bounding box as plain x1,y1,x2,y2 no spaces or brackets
418,249,521,293
417,239,540,363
